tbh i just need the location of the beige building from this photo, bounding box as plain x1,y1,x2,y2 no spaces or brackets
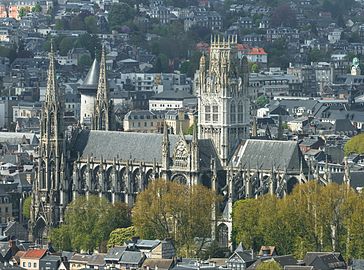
69,254,91,270
123,110,164,133
20,249,47,270
165,110,195,135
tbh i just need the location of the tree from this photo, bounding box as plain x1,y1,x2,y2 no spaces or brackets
132,179,219,256
232,182,364,260
59,37,76,56
76,34,101,59
344,133,364,155
18,7,27,18
271,4,297,27
256,95,269,108
251,63,260,73
78,54,92,69
22,196,31,219
108,3,135,31
31,3,42,13
50,196,130,252
108,226,136,248
84,16,98,33
256,260,282,270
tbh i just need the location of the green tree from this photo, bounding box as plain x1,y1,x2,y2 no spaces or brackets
31,3,42,13
256,260,282,270
256,95,269,108
344,133,364,155
132,179,218,257
78,54,92,69
84,16,98,33
108,226,136,248
59,37,76,56
50,196,130,252
22,196,31,219
108,3,135,31
18,7,27,18
76,34,101,59
251,63,260,73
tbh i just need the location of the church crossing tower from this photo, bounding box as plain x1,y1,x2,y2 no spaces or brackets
197,35,250,166
30,43,66,242
93,44,113,130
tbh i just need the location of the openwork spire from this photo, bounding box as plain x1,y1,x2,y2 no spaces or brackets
94,43,112,130
45,40,58,104
96,44,109,102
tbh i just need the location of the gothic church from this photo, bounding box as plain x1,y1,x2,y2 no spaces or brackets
30,37,307,247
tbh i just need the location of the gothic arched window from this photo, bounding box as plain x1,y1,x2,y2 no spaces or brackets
238,101,244,123
230,101,236,123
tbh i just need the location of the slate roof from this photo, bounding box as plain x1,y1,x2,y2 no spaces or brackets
284,266,314,270
230,140,307,173
303,252,344,266
333,119,357,133
151,91,196,100
351,259,364,269
80,58,99,90
72,130,221,170
87,253,105,266
331,171,364,188
0,132,38,145
118,251,145,265
105,246,127,261
70,254,91,263
143,258,175,270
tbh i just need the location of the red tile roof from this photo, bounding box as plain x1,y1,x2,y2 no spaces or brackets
248,48,267,55
22,249,47,259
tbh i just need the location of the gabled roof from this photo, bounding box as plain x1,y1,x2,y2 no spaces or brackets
21,249,47,259
119,251,145,265
105,246,127,261
142,258,174,270
230,140,308,173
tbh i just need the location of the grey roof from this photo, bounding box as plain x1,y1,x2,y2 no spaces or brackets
40,254,61,262
303,252,343,266
70,254,92,263
151,90,195,101
118,251,144,265
73,130,221,170
284,267,314,270
334,119,357,133
135,239,160,248
105,246,127,261
331,171,364,188
80,58,99,90
0,132,38,145
351,259,364,269
87,253,105,266
230,139,307,172
73,130,180,163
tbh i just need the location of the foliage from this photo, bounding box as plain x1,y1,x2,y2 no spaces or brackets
344,133,364,155
18,7,28,18
108,3,136,31
250,63,260,73
233,182,364,260
108,226,136,248
256,260,282,270
271,4,297,27
308,48,330,63
84,16,99,33
59,37,76,56
22,196,31,219
31,3,42,13
256,95,269,108
50,195,130,252
265,38,290,68
0,46,17,63
78,54,92,69
132,179,219,257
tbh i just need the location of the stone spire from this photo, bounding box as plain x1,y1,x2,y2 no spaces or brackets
45,41,58,105
94,44,113,130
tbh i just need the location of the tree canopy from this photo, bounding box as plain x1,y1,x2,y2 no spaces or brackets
344,133,364,155
256,260,282,270
108,226,136,248
50,195,131,252
233,182,364,260
108,2,136,31
132,179,219,257
22,196,31,220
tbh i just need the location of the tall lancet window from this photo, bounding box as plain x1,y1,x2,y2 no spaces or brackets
238,101,244,123
230,101,236,123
